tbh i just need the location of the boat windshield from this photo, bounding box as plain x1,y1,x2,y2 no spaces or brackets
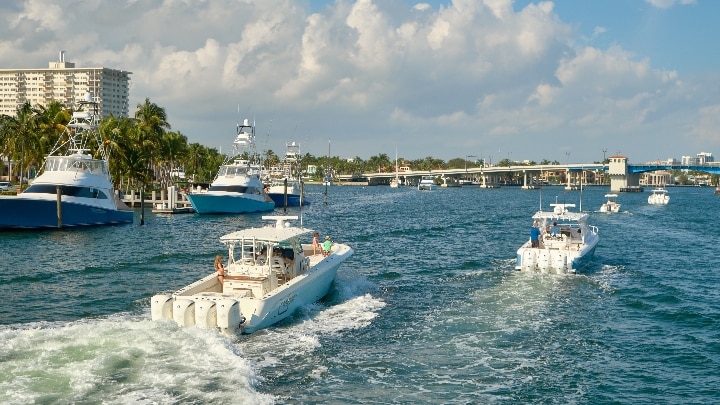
44,156,108,177
218,165,248,176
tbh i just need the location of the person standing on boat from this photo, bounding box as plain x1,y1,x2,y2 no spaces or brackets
312,232,321,255
322,236,332,256
530,222,541,248
214,255,225,284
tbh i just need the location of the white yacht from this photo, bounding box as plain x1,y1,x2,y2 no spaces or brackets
186,119,274,214
0,94,133,229
265,141,306,207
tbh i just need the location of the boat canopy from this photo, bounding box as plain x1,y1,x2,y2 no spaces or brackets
221,216,312,243
532,203,589,222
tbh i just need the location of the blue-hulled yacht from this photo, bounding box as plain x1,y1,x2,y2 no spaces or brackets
264,141,307,207
0,94,133,229
187,119,274,214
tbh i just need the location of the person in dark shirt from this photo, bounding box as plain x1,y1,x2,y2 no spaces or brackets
530,222,541,248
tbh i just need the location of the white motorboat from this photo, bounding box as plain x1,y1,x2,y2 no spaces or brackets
516,203,599,274
599,193,621,213
390,148,400,188
0,93,133,229
151,215,353,334
418,175,435,191
186,119,275,214
648,187,669,205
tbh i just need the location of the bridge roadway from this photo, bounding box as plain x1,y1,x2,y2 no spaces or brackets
339,163,605,185
338,162,720,186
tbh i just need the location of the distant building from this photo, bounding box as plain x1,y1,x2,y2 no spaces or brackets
681,152,714,165
641,171,672,186
0,51,131,117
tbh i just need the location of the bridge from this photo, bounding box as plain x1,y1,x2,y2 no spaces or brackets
337,156,720,191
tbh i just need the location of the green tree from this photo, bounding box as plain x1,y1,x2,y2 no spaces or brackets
0,101,42,188
133,98,171,225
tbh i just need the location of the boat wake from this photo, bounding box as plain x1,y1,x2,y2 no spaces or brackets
0,313,273,404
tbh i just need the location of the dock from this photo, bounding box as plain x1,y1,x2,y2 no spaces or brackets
122,186,195,213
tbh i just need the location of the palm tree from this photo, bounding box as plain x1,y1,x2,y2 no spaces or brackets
159,131,188,188
0,102,41,189
133,98,170,225
99,115,136,190
33,100,70,176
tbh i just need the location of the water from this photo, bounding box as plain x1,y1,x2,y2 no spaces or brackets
2,185,719,404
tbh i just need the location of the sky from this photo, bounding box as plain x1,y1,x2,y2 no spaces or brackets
1,0,719,165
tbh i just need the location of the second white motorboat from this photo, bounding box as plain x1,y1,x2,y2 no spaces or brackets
151,215,353,334
418,175,435,191
648,188,669,205
516,203,599,274
599,193,621,213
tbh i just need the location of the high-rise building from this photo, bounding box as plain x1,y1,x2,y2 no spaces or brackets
0,51,131,117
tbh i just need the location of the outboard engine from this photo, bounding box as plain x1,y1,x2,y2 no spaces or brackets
217,299,244,334
173,299,195,327
522,250,537,271
194,300,217,329
537,251,551,274
151,294,173,320
552,252,568,274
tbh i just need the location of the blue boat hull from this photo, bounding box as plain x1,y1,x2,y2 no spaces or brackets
187,193,275,214
0,198,133,229
267,193,307,207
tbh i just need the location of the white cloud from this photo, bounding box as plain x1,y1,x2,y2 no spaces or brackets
645,0,696,9
0,0,717,163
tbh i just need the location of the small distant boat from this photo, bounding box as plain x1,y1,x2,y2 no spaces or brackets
418,175,435,191
169,168,186,182
390,148,400,188
0,93,133,229
151,215,353,334
516,203,599,274
265,141,307,207
187,119,275,214
648,187,669,205
599,193,621,213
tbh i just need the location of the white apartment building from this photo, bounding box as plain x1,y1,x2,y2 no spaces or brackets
0,52,131,117
681,152,715,165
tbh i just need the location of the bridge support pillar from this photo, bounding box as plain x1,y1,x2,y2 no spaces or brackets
608,155,641,192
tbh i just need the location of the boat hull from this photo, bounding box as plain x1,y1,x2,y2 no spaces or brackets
241,252,347,333
515,236,599,274
187,192,274,214
267,193,305,207
0,197,133,229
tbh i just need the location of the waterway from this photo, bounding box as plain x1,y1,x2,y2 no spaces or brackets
1,185,718,404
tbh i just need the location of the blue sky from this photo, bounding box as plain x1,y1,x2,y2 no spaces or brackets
1,0,718,164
